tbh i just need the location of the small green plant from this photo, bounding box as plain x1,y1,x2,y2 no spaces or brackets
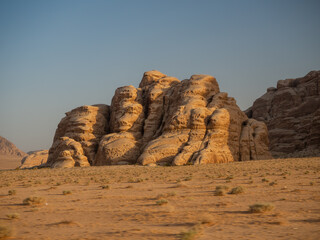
249,203,274,213
229,186,245,194
156,199,168,206
23,197,46,206
6,213,20,220
62,190,72,195
262,178,269,183
8,190,16,196
101,185,110,189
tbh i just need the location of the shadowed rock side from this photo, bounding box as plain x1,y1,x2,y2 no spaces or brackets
48,71,271,168
47,105,109,168
246,70,320,157
20,150,49,169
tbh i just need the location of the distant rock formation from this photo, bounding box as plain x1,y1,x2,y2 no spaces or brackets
0,136,27,169
20,150,49,169
47,71,271,168
0,136,26,158
246,71,320,157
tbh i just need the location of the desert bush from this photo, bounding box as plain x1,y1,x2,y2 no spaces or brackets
229,186,245,194
249,203,274,213
23,197,45,206
156,199,168,205
6,213,20,220
62,190,72,195
156,192,176,199
269,181,277,186
178,226,200,240
101,185,110,189
214,189,225,196
8,190,16,195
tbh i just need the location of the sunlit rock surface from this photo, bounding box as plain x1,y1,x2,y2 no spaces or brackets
48,71,271,168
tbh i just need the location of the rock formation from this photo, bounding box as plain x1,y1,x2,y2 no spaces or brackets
246,71,320,157
20,150,49,169
47,105,109,168
0,136,27,169
0,136,26,158
47,71,271,168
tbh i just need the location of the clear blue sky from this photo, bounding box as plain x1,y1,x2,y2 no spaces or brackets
0,0,319,152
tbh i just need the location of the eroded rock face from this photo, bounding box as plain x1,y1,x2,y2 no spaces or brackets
47,105,109,168
20,150,48,169
48,71,271,167
246,71,320,157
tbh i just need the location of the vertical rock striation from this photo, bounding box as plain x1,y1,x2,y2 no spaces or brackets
47,71,271,168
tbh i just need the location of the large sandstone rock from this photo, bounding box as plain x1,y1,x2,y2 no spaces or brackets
46,105,109,168
48,71,271,168
20,150,49,169
246,71,320,157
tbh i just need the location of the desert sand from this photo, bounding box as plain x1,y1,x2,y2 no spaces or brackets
0,157,319,239
0,155,22,170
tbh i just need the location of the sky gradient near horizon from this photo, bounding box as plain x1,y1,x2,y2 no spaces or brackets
1,0,320,152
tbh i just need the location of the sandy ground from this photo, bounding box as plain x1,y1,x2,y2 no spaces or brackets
0,156,22,170
0,157,319,240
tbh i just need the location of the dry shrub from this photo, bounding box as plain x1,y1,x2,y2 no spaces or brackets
23,197,46,206
229,186,245,194
249,203,274,213
214,189,225,196
156,199,168,206
6,213,20,220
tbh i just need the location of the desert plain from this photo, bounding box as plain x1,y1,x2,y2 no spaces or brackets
0,157,319,240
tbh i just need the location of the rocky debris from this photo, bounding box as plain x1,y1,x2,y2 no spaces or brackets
20,150,49,169
246,71,320,157
0,136,26,158
48,71,271,168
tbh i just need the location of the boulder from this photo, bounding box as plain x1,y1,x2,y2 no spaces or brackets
20,150,48,169
48,71,271,167
246,71,320,157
